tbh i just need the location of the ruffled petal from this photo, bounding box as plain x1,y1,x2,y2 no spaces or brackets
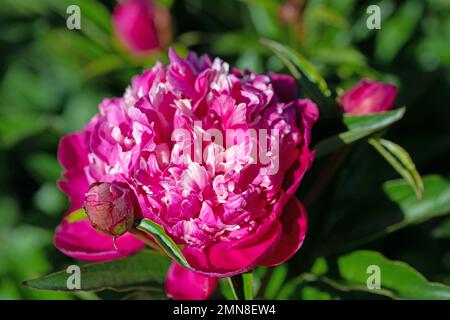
57,132,90,210
269,72,298,102
54,220,145,262
282,99,318,197
165,262,218,300
258,197,307,266
182,222,282,277
58,132,89,173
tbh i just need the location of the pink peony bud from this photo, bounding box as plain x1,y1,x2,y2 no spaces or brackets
84,182,136,237
339,79,397,115
112,0,172,55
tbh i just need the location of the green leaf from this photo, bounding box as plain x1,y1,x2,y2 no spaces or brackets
325,175,450,251
369,138,423,200
315,108,406,158
48,0,112,50
0,196,19,230
25,153,62,182
64,208,87,223
247,3,280,38
242,272,253,300
300,286,334,300
56,90,104,134
375,0,424,64
309,4,349,29
0,114,48,147
136,218,190,269
219,278,235,300
311,257,328,276
33,183,67,216
432,217,450,239
312,250,450,299
23,250,170,292
260,39,334,114
383,175,450,229
343,108,405,131
122,290,167,300
275,271,330,300
213,33,263,56
83,55,132,79
264,264,288,299
155,0,175,8
227,277,239,300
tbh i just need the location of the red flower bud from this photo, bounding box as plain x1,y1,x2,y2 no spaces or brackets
84,182,137,237
112,0,172,55
339,79,397,115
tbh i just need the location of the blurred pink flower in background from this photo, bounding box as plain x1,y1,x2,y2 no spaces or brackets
112,0,172,55
278,0,302,25
339,79,397,115
56,49,317,299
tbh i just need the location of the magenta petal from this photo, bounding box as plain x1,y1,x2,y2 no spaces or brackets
182,222,282,277
269,72,298,102
58,179,88,213
165,262,218,300
112,0,160,54
58,132,88,173
54,220,145,262
58,132,90,209
258,197,307,266
281,99,318,199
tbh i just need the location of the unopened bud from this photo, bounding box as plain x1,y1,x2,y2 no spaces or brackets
339,79,397,115
112,0,172,55
84,182,136,237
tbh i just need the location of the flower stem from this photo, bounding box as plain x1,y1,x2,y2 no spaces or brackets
227,273,253,300
227,277,239,300
242,272,253,300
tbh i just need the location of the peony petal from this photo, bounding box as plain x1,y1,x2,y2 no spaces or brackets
57,132,90,210
112,0,160,54
282,99,318,197
257,197,307,266
54,220,145,262
269,72,298,102
58,179,88,212
182,222,282,277
165,262,218,300
58,132,89,176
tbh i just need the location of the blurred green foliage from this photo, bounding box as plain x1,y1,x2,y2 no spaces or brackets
0,0,449,299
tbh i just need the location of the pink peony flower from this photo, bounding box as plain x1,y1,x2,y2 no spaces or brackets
56,49,318,299
112,0,171,55
339,79,397,115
